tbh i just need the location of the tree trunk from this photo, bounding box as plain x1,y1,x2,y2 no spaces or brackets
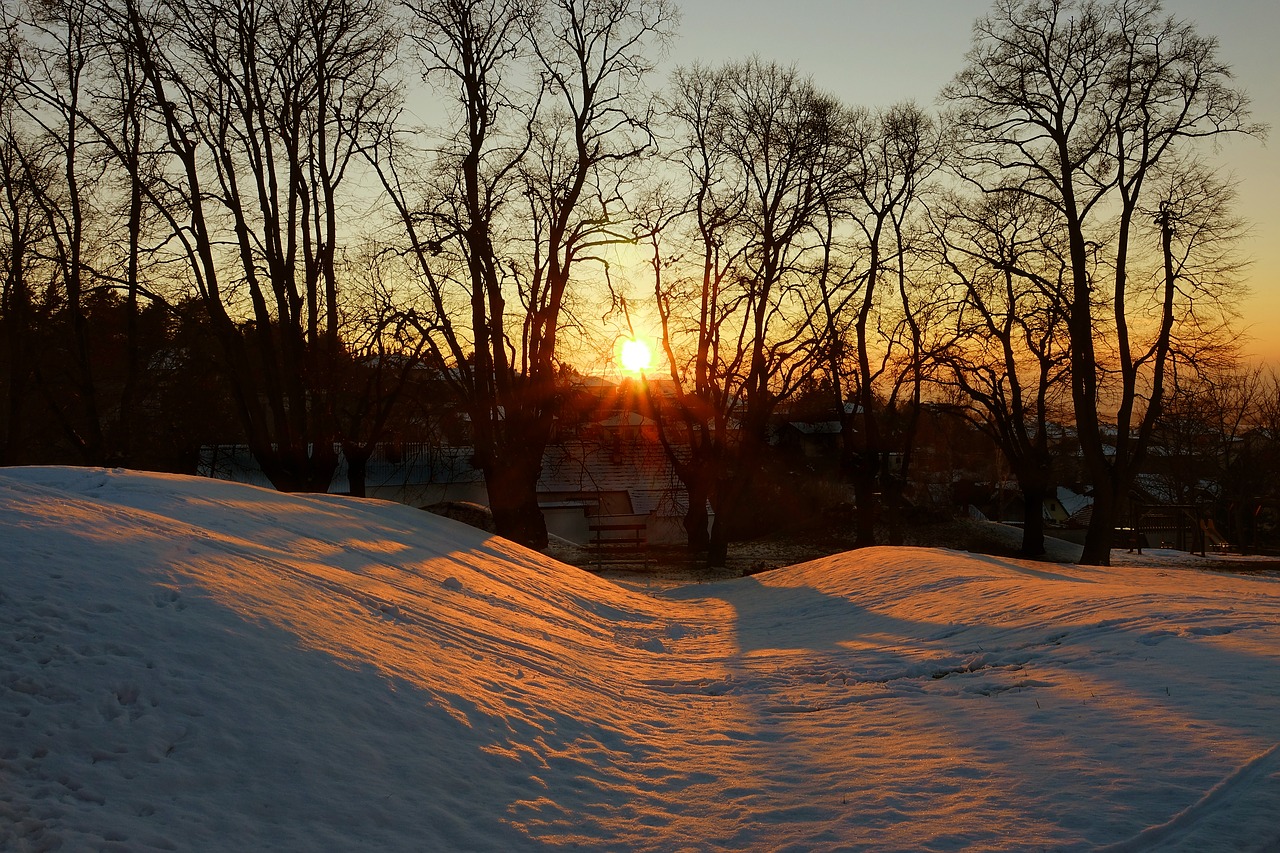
706,466,749,569
683,475,711,553
1080,480,1117,566
485,449,548,550
851,452,878,548
1017,479,1048,558
882,471,906,547
1,269,32,466
342,441,373,498
707,508,730,568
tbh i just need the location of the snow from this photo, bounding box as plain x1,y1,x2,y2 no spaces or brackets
2,467,1279,851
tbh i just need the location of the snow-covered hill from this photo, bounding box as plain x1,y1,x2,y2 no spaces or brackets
2,467,1278,851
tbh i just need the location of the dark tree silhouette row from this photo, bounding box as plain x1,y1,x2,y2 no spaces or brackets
0,0,1265,565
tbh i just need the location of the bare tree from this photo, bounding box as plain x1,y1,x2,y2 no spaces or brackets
0,17,48,465
106,0,399,492
651,60,848,565
808,102,945,547
2,0,185,468
386,0,675,547
930,187,1073,556
5,0,112,465
946,0,1262,564
1149,357,1250,506
329,246,431,497
1233,370,1280,553
642,63,740,554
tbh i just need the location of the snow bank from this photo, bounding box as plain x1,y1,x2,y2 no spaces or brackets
2,467,1278,851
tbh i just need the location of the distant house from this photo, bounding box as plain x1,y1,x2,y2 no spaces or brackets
538,437,692,545
197,443,488,508
1045,486,1093,525
198,431,697,546
778,420,843,459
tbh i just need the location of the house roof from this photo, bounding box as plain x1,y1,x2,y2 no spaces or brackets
539,440,686,516
197,444,486,493
200,438,691,517
1056,486,1093,519
788,421,843,436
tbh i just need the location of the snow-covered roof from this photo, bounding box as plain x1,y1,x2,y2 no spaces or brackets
788,420,843,435
1056,486,1093,518
540,440,684,516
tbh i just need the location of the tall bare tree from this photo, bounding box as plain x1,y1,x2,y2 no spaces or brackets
5,0,112,464
1233,370,1280,552
654,59,844,565
808,102,944,547
0,16,47,465
386,0,674,547
106,0,399,492
946,0,1262,564
930,187,1073,556
3,0,180,468
1149,356,1252,508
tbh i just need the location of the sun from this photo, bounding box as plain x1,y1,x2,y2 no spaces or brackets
619,338,653,373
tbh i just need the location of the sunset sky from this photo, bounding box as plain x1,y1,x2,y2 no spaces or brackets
668,0,1280,364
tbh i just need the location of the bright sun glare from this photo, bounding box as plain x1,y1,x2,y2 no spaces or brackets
619,338,652,373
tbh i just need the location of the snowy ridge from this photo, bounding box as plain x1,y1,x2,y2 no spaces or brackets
3,468,1279,851
1099,743,1280,852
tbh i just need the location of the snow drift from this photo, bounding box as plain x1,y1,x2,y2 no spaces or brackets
2,467,1278,851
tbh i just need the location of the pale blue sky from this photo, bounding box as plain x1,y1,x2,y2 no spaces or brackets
667,0,1280,362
